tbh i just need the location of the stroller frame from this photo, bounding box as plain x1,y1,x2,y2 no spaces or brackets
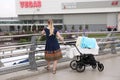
66,42,104,72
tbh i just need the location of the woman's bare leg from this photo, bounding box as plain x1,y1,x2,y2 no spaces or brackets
47,61,50,69
45,61,50,70
53,60,57,74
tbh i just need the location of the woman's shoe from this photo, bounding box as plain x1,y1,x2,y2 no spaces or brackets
52,70,56,74
44,66,50,71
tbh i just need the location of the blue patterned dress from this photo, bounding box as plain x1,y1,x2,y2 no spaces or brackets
44,28,62,61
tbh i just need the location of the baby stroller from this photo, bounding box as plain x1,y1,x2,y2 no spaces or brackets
65,36,104,72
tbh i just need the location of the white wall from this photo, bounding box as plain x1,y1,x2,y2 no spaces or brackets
64,14,107,24
16,0,120,15
118,13,120,31
107,13,117,27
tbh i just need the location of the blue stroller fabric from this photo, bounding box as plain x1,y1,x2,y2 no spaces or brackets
80,36,96,49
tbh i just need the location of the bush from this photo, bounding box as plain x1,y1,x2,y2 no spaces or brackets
40,35,46,41
19,38,28,43
4,33,12,35
88,34,107,38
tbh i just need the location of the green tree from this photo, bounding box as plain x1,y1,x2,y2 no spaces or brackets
72,25,75,32
55,25,63,30
85,25,89,30
64,25,67,31
79,25,82,31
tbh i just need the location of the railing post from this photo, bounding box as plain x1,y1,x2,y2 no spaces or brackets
29,35,37,70
0,60,4,67
111,43,117,54
110,33,117,54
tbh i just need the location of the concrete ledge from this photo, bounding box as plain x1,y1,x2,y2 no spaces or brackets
96,52,120,60
1,53,120,80
6,61,70,80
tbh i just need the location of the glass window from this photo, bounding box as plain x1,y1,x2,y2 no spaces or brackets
10,26,15,31
39,20,44,23
53,19,63,23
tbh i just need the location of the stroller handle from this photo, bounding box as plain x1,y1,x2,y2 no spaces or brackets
63,42,75,45
63,42,82,55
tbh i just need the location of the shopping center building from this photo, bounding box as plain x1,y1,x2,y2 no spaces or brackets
0,0,120,32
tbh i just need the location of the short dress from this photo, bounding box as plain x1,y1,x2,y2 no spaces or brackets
44,28,62,61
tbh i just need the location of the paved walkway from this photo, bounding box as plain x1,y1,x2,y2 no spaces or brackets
1,53,120,80
21,56,120,80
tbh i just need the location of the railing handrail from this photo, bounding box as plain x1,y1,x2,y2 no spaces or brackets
0,31,120,38
0,33,40,38
0,31,120,74
0,44,32,51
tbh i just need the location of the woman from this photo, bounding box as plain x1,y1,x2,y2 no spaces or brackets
41,19,64,74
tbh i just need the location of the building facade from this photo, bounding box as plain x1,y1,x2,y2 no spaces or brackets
1,0,120,32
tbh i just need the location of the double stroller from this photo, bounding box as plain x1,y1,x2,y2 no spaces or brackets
65,36,104,72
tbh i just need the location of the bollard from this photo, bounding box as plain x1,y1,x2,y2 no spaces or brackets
29,35,37,70
111,43,116,54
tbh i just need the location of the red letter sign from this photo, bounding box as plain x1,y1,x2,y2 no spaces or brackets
20,0,41,8
111,1,118,6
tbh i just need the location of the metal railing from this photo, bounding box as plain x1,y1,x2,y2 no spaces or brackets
0,31,120,75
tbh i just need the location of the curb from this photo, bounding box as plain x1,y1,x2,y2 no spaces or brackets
5,53,120,80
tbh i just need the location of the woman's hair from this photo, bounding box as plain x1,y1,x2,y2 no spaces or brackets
48,19,54,36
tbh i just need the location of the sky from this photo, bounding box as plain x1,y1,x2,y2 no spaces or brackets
0,0,17,17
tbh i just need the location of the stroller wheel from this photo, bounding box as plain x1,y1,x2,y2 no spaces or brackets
92,64,97,69
98,63,104,72
76,63,85,72
70,60,77,70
